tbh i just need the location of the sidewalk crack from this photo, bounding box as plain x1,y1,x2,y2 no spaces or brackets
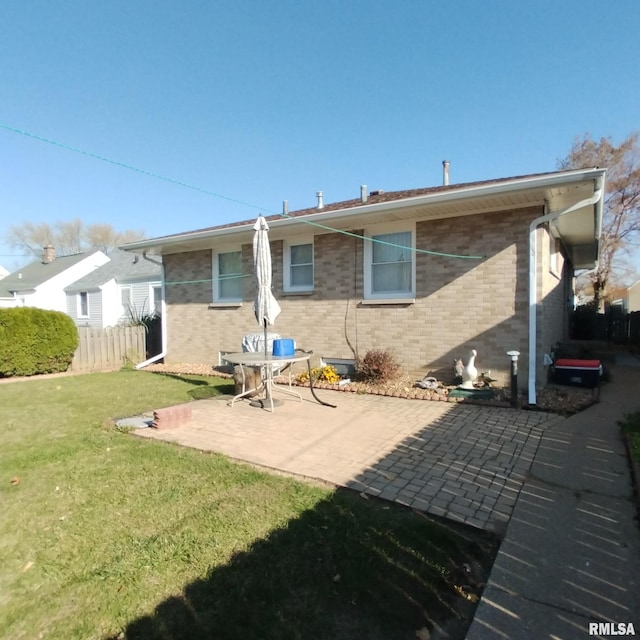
525,471,632,500
488,584,603,623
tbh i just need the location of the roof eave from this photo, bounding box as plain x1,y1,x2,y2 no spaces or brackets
120,168,607,255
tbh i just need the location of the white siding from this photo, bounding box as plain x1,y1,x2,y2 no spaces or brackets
0,296,18,308
66,293,78,321
31,252,110,312
628,281,640,312
66,290,104,329
116,280,159,323
99,279,160,326
87,291,103,328
130,282,152,318
101,280,120,327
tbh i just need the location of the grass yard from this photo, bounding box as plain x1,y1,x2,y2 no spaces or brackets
620,410,640,463
1,370,497,640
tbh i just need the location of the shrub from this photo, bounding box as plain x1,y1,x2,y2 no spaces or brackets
125,303,159,331
356,349,401,383
0,308,79,377
124,306,163,359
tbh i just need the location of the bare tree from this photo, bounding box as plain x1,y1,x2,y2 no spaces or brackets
559,132,640,310
6,219,145,258
56,218,84,255
84,223,146,254
7,221,55,256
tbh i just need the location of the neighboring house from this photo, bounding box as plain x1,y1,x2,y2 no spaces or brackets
121,168,606,404
64,250,162,328
627,279,640,312
0,265,9,280
0,246,110,311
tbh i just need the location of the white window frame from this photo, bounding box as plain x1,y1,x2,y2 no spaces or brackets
363,222,416,301
212,246,243,303
283,236,314,292
150,282,162,314
120,285,133,317
78,291,89,318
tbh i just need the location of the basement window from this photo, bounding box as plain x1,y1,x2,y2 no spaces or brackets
321,357,357,377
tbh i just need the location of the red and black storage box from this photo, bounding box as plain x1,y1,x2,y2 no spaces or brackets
553,359,602,389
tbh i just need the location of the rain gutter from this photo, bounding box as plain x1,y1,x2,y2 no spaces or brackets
527,176,604,405
120,169,608,255
135,253,167,369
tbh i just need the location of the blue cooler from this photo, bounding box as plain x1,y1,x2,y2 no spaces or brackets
272,339,295,357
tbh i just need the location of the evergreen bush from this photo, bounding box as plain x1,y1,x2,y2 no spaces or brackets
0,308,79,377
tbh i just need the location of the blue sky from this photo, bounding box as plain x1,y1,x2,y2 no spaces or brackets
1,0,638,272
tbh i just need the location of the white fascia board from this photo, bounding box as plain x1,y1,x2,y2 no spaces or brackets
121,168,606,254
295,168,607,221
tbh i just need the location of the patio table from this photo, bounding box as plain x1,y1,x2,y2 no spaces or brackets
224,351,311,412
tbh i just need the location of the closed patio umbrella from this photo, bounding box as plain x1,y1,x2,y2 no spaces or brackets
253,215,281,332
253,216,281,404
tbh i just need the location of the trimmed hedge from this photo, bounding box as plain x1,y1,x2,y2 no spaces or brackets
0,308,79,377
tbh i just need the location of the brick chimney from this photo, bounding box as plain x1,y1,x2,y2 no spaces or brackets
42,245,56,264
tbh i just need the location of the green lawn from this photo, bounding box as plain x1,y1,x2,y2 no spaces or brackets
1,370,497,640
620,410,640,463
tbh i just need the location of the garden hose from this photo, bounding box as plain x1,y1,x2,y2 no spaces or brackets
295,349,337,408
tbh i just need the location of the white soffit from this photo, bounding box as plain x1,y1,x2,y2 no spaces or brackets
124,170,604,255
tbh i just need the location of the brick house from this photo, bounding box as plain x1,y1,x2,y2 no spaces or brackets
122,168,605,404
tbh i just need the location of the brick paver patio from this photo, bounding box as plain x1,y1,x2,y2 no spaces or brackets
134,389,562,533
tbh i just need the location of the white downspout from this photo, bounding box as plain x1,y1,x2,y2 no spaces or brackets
136,254,167,369
528,181,604,404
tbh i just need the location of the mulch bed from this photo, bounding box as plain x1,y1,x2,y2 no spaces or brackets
143,362,598,415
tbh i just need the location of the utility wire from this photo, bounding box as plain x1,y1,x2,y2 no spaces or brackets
276,213,483,259
0,122,264,212
1,122,484,261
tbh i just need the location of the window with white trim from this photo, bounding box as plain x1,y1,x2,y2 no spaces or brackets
364,226,415,299
284,238,314,291
120,286,132,317
150,284,162,314
213,249,243,302
78,291,89,318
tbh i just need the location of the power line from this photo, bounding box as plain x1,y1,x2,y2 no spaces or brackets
1,122,483,261
0,122,264,212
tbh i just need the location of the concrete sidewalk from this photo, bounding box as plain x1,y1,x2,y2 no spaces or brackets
466,364,640,639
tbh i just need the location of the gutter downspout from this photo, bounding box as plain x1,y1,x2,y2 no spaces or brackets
135,253,167,369
528,180,604,405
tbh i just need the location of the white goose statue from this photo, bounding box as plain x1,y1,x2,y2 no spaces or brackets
459,349,478,389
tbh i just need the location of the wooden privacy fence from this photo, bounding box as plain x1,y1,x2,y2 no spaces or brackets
71,326,146,372
570,308,640,344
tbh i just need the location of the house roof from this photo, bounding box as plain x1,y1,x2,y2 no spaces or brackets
65,250,162,292
0,252,96,299
121,167,606,269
